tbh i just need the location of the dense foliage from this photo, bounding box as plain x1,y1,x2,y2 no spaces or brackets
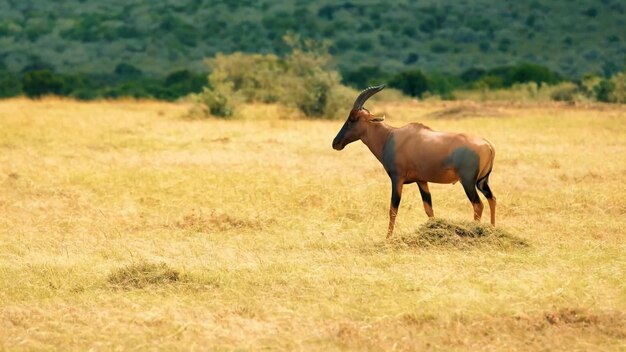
0,66,206,100
0,0,624,104
0,0,623,78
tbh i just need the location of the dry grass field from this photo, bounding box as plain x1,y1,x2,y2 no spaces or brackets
1,98,625,351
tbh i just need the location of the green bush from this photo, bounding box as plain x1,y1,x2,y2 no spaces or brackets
0,71,22,98
594,72,626,103
60,73,98,99
580,74,602,97
281,40,350,117
388,70,429,98
425,73,460,99
162,70,207,100
2,68,208,102
611,72,626,103
342,65,389,89
22,70,64,98
549,82,581,102
460,64,562,89
594,79,614,102
387,70,460,99
104,78,165,99
505,63,561,86
473,75,504,90
196,86,235,117
206,52,283,104
461,68,487,83
197,37,352,118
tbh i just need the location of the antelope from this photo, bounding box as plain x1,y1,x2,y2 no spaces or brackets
332,85,496,238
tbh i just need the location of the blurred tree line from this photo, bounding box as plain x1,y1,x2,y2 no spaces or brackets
0,62,206,100
0,0,623,78
1,0,624,106
194,38,625,118
2,52,624,107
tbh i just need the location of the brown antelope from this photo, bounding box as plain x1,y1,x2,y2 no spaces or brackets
332,85,496,238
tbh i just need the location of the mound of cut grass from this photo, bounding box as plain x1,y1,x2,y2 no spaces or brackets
399,218,528,250
107,262,180,289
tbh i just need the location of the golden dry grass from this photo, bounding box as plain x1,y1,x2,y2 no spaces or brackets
0,97,625,351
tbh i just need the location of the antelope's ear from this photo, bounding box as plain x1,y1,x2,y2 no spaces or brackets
369,114,385,122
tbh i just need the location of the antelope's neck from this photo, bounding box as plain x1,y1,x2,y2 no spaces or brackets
361,123,393,164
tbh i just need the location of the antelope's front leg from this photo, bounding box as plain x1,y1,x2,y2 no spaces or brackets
387,177,404,238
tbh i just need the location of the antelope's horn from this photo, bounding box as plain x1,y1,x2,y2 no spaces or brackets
352,84,385,110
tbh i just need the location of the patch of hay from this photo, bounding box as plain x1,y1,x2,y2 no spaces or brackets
107,262,180,289
424,103,507,119
399,218,528,250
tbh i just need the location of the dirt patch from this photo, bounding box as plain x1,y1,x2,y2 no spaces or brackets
174,210,269,233
107,262,180,289
543,308,601,326
424,103,507,119
326,308,625,350
520,308,626,338
401,313,437,326
398,218,528,250
208,137,231,143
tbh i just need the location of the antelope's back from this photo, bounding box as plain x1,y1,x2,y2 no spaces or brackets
392,125,493,183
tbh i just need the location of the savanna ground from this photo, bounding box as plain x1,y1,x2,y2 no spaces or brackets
0,98,625,351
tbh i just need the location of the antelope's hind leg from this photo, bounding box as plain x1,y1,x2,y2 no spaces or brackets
448,147,483,222
476,173,496,226
461,178,484,222
417,181,434,218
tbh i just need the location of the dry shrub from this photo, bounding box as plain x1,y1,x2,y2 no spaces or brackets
550,82,586,102
195,37,356,119
107,262,180,289
399,218,528,250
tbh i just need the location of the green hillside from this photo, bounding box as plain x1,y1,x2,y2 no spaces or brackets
1,0,624,79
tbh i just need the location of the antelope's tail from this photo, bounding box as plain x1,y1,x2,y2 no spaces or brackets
478,140,495,180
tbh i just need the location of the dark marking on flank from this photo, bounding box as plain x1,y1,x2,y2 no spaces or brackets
445,147,481,204
444,147,480,183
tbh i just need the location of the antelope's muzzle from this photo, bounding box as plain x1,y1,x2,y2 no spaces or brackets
332,138,344,150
